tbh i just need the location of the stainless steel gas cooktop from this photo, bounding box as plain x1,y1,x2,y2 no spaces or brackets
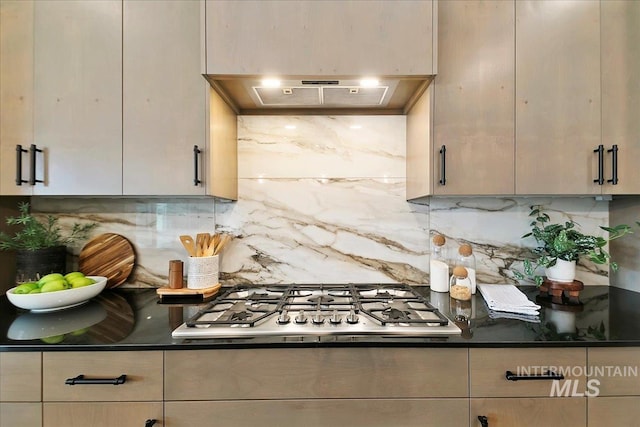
172,284,461,339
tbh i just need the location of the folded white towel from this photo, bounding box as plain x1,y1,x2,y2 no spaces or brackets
478,284,540,316
487,309,540,323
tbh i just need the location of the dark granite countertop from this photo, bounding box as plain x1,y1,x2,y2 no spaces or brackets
2,285,640,351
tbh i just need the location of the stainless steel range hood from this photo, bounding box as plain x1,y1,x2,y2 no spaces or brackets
204,75,433,115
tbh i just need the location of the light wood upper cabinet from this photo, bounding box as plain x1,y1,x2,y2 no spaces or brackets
600,0,640,195
0,0,34,196
123,0,208,196
515,0,601,195
432,0,515,196
205,0,436,76
32,0,122,195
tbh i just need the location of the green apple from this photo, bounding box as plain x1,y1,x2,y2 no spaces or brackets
64,271,85,281
40,279,67,293
13,282,39,294
37,273,64,287
28,288,41,294
69,277,95,288
41,335,64,344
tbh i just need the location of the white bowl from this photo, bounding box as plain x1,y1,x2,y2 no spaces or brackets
7,300,107,340
6,276,107,312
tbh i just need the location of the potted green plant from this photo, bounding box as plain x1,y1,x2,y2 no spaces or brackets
514,205,635,286
0,202,97,282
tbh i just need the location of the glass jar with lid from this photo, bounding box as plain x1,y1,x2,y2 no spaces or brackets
449,265,472,301
430,234,449,292
457,243,477,294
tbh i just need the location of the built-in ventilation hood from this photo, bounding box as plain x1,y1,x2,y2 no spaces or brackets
204,75,433,115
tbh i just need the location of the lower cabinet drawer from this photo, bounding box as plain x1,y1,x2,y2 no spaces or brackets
0,402,42,427
165,399,468,427
0,352,42,401
165,348,468,400
43,351,163,402
587,347,640,396
43,402,162,427
470,348,587,398
588,396,640,426
471,397,586,427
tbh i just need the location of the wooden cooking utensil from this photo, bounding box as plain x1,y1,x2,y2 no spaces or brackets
196,233,211,257
203,236,216,257
214,234,231,255
179,235,196,257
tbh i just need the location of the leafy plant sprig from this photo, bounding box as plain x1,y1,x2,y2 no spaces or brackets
514,205,636,286
0,202,97,251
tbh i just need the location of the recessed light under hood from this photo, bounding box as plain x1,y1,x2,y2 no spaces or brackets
249,79,396,108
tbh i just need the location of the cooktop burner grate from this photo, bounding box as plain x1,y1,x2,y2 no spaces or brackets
175,283,461,338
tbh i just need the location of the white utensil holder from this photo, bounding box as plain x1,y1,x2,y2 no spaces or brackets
187,255,219,289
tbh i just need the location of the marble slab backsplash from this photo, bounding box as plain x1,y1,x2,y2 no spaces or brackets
29,115,612,288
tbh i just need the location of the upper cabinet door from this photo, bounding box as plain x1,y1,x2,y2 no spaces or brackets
515,0,601,195
33,0,122,195
433,0,515,196
0,0,34,196
205,0,435,76
601,0,640,195
123,0,207,196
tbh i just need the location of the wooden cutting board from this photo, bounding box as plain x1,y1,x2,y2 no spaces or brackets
79,233,135,288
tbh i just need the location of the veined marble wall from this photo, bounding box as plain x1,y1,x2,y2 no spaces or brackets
28,115,614,287
610,197,640,292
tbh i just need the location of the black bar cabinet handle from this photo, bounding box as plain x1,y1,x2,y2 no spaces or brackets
607,144,618,185
15,145,28,186
593,144,604,185
193,144,202,186
28,144,43,185
478,415,489,427
505,370,564,381
65,374,127,385
439,145,446,185
144,420,157,427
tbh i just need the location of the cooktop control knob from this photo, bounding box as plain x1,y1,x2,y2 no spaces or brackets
329,310,341,324
295,310,307,324
346,309,359,324
312,310,324,324
277,310,290,324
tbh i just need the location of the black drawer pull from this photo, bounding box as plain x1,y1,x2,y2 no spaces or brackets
144,420,157,427
15,145,28,185
193,144,202,186
478,415,489,427
29,144,43,185
607,144,618,185
439,144,447,185
505,370,564,381
593,144,604,185
65,374,127,385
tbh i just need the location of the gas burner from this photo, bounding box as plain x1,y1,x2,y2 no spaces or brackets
308,295,335,304
382,308,411,321
229,311,253,322
376,291,393,299
247,292,281,301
